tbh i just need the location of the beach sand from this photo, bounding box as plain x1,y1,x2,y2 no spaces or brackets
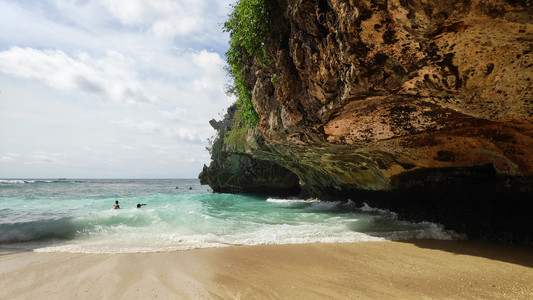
1,240,532,299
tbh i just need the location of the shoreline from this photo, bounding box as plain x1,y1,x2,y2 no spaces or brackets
1,239,532,299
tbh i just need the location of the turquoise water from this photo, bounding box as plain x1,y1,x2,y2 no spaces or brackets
0,179,461,253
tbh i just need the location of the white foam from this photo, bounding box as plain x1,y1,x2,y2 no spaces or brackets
266,198,320,203
29,218,463,254
0,179,26,184
33,232,386,254
360,202,398,217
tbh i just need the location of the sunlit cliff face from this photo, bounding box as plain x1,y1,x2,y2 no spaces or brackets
243,0,533,193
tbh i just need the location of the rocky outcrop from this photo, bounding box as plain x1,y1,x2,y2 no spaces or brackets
201,0,533,244
199,150,301,196
199,107,301,196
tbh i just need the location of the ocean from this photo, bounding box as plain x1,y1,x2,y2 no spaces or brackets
0,179,461,253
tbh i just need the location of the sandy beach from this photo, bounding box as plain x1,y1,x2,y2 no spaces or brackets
1,240,532,299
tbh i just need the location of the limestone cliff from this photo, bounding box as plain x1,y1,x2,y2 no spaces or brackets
201,0,533,244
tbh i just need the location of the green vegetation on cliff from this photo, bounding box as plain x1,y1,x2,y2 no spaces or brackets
223,0,271,129
224,123,249,152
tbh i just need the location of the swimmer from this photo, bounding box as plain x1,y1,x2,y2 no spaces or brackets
136,203,146,208
113,200,120,209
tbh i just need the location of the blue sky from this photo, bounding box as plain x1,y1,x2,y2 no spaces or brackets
0,0,236,178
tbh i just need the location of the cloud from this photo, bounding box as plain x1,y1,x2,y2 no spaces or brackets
82,147,104,154
30,152,66,165
99,0,209,38
191,50,227,96
159,107,187,121
0,47,154,104
112,119,204,144
0,153,19,163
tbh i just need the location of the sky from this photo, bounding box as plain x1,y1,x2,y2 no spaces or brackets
0,0,237,179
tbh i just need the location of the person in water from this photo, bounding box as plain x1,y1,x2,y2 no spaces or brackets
113,200,120,209
136,203,146,208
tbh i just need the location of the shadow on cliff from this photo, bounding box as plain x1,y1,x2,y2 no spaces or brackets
350,165,533,247
398,239,533,269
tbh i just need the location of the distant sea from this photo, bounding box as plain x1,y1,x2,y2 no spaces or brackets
0,179,462,253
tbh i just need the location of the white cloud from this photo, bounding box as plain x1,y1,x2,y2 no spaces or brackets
30,151,67,165
113,119,160,134
191,50,227,95
0,156,15,163
159,107,187,121
152,17,202,38
0,47,154,104
99,0,207,38
112,119,204,144
82,146,105,154
192,49,225,69
100,0,175,25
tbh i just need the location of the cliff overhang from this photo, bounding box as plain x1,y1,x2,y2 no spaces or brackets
200,0,533,245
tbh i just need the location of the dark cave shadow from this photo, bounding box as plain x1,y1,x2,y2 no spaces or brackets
398,239,533,269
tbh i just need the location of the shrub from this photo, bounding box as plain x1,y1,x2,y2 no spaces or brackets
224,125,249,152
223,0,271,128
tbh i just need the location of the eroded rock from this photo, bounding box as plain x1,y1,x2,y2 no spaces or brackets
201,0,533,244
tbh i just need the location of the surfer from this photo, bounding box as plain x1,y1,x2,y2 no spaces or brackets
136,203,146,208
113,200,120,209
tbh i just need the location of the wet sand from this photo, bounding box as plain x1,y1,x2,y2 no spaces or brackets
1,240,532,299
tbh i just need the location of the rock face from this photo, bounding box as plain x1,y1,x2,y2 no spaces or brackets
199,150,301,196
199,107,301,196
201,0,533,244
